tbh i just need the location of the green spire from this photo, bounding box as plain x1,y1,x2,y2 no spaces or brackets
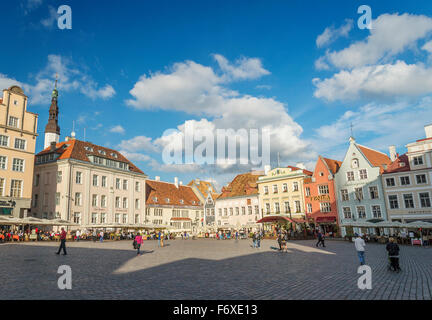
52,75,58,99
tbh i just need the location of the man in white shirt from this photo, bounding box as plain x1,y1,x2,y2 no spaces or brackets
76,230,80,242
354,233,366,265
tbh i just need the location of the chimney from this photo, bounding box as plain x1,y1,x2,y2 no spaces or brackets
425,124,432,138
179,181,183,186
264,165,271,175
174,177,179,188
296,162,306,169
196,178,200,185
50,141,56,151
389,145,397,162
155,176,160,181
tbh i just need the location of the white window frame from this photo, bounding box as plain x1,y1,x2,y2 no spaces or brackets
343,206,352,219
0,135,9,147
419,192,431,208
415,174,427,185
403,193,415,209
388,194,399,210
0,156,7,170
14,138,26,150
371,205,382,218
12,158,25,172
356,206,366,219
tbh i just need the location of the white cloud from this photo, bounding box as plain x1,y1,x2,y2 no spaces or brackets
316,19,353,48
84,84,116,100
213,54,270,80
126,55,315,176
9,54,116,105
317,13,432,70
314,98,432,158
119,150,152,163
0,74,22,91
313,60,432,101
40,5,57,29
118,135,159,153
109,125,125,134
24,0,43,14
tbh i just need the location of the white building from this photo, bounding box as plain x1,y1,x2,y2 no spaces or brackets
215,172,262,231
382,124,432,223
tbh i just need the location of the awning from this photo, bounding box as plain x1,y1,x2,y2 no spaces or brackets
257,216,306,224
315,216,337,223
170,217,192,221
257,216,291,223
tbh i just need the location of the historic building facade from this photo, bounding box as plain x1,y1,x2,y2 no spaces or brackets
382,124,432,223
188,178,219,228
335,137,392,236
146,178,203,233
215,172,262,230
32,86,147,227
304,156,341,234
257,166,312,230
0,86,38,218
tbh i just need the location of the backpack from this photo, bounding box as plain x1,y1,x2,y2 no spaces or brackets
133,239,137,249
388,243,399,256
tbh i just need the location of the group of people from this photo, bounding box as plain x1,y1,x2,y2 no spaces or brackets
354,233,401,272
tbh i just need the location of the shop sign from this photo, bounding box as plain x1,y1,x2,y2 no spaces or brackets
308,195,331,201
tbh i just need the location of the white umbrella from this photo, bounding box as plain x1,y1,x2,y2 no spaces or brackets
405,221,432,229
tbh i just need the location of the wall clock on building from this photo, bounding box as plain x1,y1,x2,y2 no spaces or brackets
351,158,359,168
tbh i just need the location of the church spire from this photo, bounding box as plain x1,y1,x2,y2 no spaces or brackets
44,76,61,149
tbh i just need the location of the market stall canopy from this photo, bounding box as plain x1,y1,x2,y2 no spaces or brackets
405,221,432,229
0,216,24,225
257,216,305,224
49,219,79,226
340,221,377,228
21,217,53,225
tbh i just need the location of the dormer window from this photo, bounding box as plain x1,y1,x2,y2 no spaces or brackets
165,198,170,203
152,196,158,202
98,150,106,155
180,199,184,204
399,162,405,167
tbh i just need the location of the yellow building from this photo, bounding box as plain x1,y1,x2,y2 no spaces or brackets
0,86,38,218
257,166,312,230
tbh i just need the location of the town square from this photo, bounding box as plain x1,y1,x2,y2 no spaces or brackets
1,238,431,300
1,0,432,305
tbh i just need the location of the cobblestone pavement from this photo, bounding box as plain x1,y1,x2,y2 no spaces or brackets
0,239,431,300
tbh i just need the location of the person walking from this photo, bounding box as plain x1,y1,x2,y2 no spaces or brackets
158,231,162,247
99,230,104,243
277,233,283,251
256,231,261,248
252,232,257,248
75,229,80,242
316,231,326,247
92,230,97,242
386,238,401,272
56,227,67,255
135,232,143,255
354,233,366,265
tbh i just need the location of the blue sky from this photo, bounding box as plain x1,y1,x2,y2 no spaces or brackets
2,0,432,189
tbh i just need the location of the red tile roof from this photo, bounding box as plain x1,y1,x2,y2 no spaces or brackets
187,180,216,198
357,144,392,173
323,157,342,174
286,166,313,176
383,154,411,174
217,172,262,199
36,139,145,174
146,180,202,207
